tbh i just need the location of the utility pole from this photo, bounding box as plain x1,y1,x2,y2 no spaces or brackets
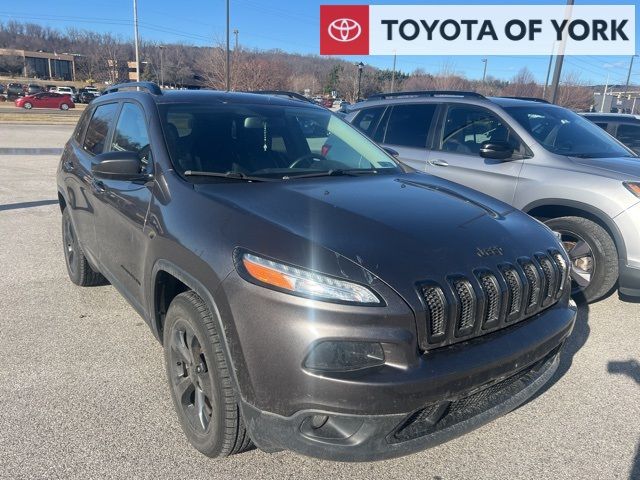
481,58,488,83
624,55,637,94
233,29,239,50
542,47,554,99
601,74,609,113
133,0,141,83
550,0,574,104
390,52,397,93
159,45,164,88
225,0,230,91
355,62,364,101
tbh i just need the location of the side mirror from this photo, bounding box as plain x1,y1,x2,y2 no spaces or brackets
92,151,149,181
479,141,514,160
383,146,399,157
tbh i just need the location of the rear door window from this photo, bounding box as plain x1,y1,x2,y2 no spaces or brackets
616,123,640,151
83,103,119,155
383,104,436,148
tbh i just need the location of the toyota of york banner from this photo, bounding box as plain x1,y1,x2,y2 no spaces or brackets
319,4,636,56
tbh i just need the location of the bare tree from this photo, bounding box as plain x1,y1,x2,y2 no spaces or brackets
502,67,542,98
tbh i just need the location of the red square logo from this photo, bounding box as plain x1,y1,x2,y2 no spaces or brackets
320,5,369,55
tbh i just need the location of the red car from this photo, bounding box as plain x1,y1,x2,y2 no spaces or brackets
15,92,75,110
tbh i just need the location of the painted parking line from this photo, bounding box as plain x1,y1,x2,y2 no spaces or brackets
0,148,63,155
0,199,58,212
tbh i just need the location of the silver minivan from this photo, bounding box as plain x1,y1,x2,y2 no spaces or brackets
347,92,640,303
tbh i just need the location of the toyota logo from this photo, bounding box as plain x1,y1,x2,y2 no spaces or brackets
328,18,362,42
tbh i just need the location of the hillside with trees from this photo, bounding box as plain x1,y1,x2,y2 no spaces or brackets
0,20,596,109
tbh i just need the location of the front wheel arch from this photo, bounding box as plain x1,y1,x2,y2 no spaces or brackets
150,260,250,403
524,201,626,262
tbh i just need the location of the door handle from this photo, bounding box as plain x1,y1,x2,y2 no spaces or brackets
91,179,106,194
429,159,449,167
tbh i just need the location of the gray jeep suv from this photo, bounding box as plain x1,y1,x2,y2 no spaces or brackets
347,92,640,303
57,82,575,461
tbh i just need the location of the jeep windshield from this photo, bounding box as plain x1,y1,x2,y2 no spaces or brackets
159,104,401,180
504,104,635,159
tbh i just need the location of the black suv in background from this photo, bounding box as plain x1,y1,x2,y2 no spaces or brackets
57,82,576,461
581,113,640,155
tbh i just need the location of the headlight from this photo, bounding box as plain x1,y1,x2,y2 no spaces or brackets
623,182,640,198
238,252,381,305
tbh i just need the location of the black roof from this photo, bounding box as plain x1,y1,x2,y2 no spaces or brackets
101,82,322,109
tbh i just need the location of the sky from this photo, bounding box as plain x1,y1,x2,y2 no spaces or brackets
2,0,639,86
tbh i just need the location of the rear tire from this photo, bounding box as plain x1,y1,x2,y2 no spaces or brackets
60,103,70,111
62,208,107,286
163,291,252,457
23,102,32,109
545,216,618,303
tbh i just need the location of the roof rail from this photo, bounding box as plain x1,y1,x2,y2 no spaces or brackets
366,90,485,101
103,81,162,96
497,96,550,104
249,90,314,103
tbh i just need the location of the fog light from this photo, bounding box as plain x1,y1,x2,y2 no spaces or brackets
304,341,385,372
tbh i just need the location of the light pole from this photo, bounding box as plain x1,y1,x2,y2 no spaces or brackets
390,52,397,93
159,45,164,88
133,0,141,83
481,58,488,83
356,61,364,101
226,0,230,91
624,55,637,95
550,0,575,104
233,29,239,50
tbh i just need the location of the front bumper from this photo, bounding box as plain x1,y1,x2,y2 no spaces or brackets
618,263,640,299
614,202,640,299
242,348,561,462
218,270,576,460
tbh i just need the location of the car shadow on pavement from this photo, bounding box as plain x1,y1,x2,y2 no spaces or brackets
607,359,640,480
521,296,591,406
0,199,58,212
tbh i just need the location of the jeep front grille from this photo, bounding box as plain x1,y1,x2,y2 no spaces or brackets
418,250,568,350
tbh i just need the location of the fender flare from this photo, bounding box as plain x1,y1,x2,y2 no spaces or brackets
150,259,247,401
522,198,627,261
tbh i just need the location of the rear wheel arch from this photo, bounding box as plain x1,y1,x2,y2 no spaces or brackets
523,200,626,261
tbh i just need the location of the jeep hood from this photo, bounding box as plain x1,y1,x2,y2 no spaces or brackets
195,173,560,302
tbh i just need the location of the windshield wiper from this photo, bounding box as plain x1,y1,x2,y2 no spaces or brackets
183,170,272,182
283,169,381,180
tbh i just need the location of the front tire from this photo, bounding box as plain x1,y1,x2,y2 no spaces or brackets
62,208,107,286
545,216,618,302
60,103,70,111
23,102,32,109
163,291,252,457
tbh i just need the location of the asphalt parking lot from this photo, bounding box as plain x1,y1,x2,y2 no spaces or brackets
0,124,639,480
